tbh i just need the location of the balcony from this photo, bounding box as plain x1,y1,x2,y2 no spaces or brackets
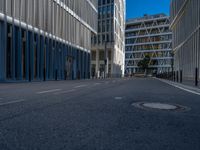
126,40,172,46
125,32,172,39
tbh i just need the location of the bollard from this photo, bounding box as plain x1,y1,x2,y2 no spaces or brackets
55,70,58,81
29,66,31,82
64,71,67,80
180,70,182,83
195,68,198,86
176,71,179,82
43,68,46,81
173,71,176,82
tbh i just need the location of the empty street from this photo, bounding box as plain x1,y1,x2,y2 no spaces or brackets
0,78,200,150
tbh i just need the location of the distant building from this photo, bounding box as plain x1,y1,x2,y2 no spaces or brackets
125,14,173,75
0,0,97,81
91,0,126,78
170,0,200,82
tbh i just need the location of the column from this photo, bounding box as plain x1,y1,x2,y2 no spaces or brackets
96,50,99,77
0,21,6,81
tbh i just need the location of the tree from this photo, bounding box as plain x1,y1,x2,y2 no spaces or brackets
137,55,151,75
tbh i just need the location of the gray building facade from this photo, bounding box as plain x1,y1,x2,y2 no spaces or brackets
125,14,173,75
91,0,125,78
170,0,200,82
0,0,97,82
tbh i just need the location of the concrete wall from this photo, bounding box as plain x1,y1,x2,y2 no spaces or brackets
0,0,97,81
170,0,200,81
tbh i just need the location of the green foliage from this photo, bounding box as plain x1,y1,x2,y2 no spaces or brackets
137,55,151,70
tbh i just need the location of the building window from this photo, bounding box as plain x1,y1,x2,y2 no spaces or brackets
91,51,96,60
99,51,104,60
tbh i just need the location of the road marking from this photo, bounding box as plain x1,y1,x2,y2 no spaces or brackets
0,99,25,106
169,84,200,96
54,89,76,95
94,83,101,85
37,89,62,94
115,97,123,100
74,85,87,88
157,78,200,96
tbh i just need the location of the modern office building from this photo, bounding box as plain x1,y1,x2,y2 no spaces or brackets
91,0,125,78
125,14,173,75
0,0,97,82
170,0,200,82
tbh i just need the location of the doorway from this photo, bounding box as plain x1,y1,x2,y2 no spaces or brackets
65,56,73,80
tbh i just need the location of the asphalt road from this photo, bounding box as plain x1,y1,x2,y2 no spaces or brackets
0,78,200,150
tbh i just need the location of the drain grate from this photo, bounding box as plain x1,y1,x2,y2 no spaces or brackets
132,102,190,112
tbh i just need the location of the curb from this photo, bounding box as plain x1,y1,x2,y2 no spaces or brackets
154,78,200,96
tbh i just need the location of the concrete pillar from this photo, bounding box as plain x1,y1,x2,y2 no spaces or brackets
40,35,44,80
105,49,109,77
46,37,50,80
111,50,114,77
29,31,34,81
36,34,40,80
96,50,99,77
26,30,30,81
88,52,91,79
0,21,6,81
17,27,22,80
73,48,77,80
11,25,16,80
61,44,65,80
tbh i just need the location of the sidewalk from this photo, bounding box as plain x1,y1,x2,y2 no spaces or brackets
181,79,200,89
155,78,200,96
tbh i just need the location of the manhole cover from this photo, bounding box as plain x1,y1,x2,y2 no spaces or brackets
143,103,177,110
132,102,190,112
115,97,123,100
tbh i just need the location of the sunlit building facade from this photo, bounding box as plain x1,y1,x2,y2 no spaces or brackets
125,14,173,75
91,0,125,78
170,0,200,81
0,0,97,81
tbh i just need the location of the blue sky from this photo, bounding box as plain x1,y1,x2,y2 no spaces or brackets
126,0,171,19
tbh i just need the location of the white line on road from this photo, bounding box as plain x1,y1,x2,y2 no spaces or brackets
54,89,76,95
37,89,62,94
169,84,200,96
94,83,101,85
0,99,25,106
157,78,200,96
74,85,88,88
